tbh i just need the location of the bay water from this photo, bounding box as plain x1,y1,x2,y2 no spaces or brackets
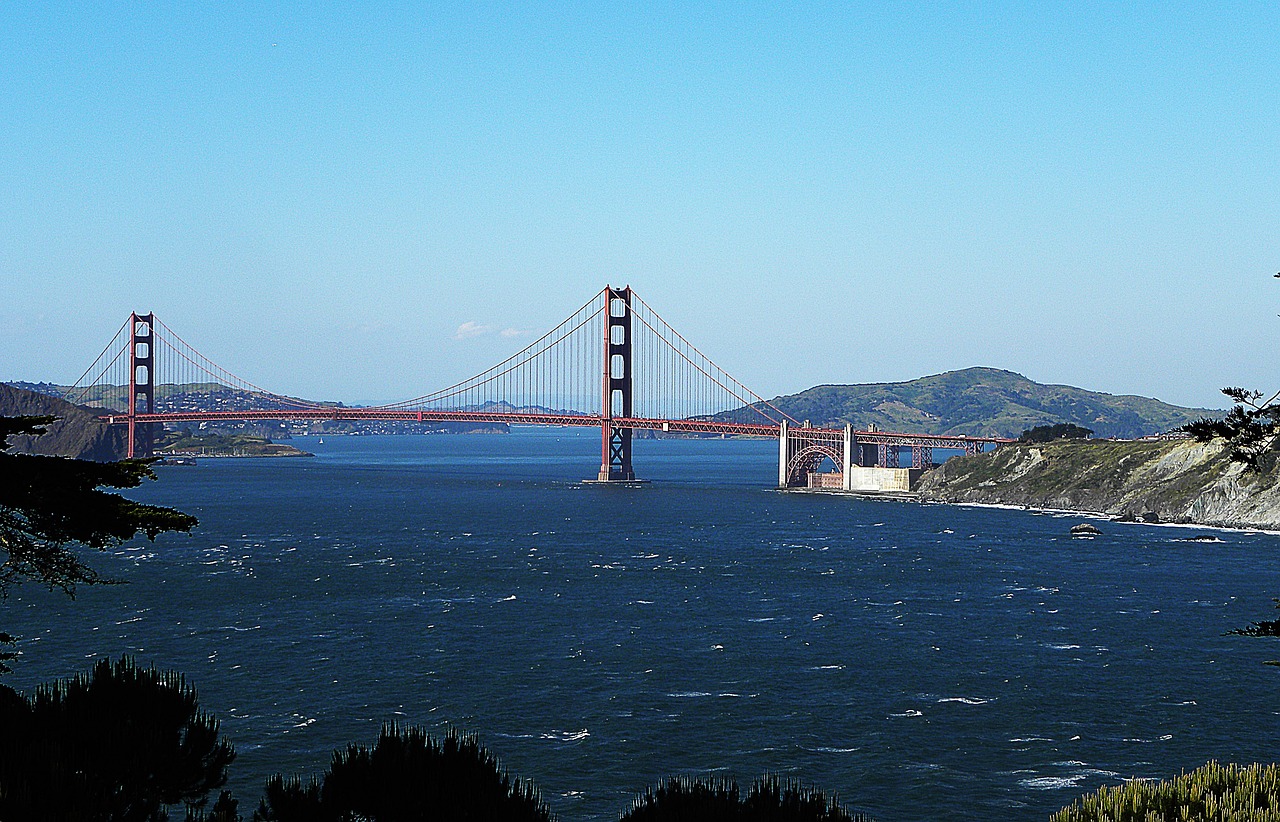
5,428,1280,820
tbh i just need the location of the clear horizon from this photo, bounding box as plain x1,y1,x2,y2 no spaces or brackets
3,4,1276,409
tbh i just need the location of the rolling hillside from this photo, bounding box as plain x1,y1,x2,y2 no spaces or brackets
762,368,1221,440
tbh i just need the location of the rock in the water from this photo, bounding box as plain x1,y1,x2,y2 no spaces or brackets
1070,523,1102,536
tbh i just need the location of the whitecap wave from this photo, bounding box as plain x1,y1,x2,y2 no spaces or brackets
1021,775,1084,790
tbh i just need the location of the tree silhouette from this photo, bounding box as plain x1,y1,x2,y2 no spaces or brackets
0,415,196,671
622,775,875,822
1182,275,1280,664
254,725,551,822
1183,387,1280,467
1181,273,1280,467
0,656,235,821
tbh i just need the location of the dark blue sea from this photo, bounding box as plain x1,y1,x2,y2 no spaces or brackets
6,428,1280,820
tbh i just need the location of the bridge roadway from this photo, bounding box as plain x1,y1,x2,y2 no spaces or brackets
109,409,1005,450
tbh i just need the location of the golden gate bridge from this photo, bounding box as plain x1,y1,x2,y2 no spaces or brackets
64,286,1006,488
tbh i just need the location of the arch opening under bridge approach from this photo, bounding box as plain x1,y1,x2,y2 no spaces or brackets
785,443,842,488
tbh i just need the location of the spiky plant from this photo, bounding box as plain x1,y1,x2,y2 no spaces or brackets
1052,760,1280,821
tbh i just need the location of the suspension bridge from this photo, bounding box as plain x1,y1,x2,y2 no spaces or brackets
65,286,1007,489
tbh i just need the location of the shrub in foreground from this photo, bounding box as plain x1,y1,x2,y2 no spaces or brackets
0,656,235,821
1052,760,1280,822
622,775,875,822
253,724,551,822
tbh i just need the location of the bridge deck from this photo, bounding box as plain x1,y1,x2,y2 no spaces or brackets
108,409,1009,449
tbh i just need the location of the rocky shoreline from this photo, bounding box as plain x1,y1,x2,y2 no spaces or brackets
916,437,1280,531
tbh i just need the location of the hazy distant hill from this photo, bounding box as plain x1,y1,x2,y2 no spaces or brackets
4,381,508,437
7,380,336,415
762,367,1221,440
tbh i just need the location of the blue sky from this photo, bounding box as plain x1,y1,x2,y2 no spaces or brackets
2,3,1277,408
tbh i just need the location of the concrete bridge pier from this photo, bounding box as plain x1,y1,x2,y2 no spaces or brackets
842,424,853,490
778,419,789,488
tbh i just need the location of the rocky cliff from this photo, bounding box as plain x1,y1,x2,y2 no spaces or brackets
0,383,126,461
917,438,1280,530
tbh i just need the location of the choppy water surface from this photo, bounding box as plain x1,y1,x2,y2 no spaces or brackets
6,429,1280,820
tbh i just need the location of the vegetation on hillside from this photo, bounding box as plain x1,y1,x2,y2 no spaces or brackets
1019,422,1093,443
1052,761,1280,822
753,367,1218,439
156,429,311,458
9,381,338,417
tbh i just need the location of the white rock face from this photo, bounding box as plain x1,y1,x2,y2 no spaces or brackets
918,438,1280,531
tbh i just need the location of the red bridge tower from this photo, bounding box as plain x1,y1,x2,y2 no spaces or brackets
597,285,636,481
127,312,155,459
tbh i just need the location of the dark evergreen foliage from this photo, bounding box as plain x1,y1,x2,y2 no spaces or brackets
1018,423,1094,443
0,629,15,671
253,724,552,822
0,416,198,596
0,415,197,671
1227,598,1280,639
1183,386,1280,467
0,656,235,821
1225,598,1280,668
185,791,242,822
621,775,875,822
1180,277,1280,466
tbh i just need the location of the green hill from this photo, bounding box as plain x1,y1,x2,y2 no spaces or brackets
763,367,1221,440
